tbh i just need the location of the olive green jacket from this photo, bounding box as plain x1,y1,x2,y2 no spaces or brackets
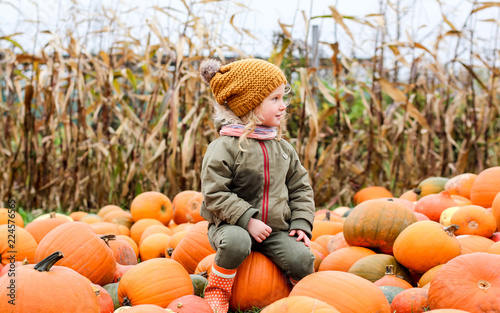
200,135,315,238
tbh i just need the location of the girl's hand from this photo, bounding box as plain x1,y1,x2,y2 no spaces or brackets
247,218,272,243
289,229,310,247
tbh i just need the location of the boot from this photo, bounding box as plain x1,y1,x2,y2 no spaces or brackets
204,263,237,313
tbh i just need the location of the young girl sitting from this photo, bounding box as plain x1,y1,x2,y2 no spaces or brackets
199,58,315,313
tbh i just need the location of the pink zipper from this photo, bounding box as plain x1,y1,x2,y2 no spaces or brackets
259,141,270,224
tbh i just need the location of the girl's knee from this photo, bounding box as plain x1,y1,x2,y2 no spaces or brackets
288,249,315,279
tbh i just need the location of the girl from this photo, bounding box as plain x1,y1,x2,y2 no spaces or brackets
199,58,315,313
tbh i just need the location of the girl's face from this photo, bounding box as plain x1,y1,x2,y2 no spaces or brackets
254,84,287,127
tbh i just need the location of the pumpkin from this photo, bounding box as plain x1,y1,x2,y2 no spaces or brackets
428,252,500,311
444,173,477,198
353,186,394,204
34,222,116,285
24,217,69,243
470,167,500,208
414,177,449,199
194,253,215,276
290,270,391,313
117,235,139,258
172,223,195,233
374,265,414,289
393,221,461,273
399,190,418,202
102,210,134,229
379,286,406,305
425,310,470,313
90,222,121,235
130,191,173,225
80,214,103,224
309,241,329,257
102,283,120,310
129,218,163,245
417,265,444,287
311,220,343,241
414,191,457,222
450,195,472,206
390,287,429,313
456,234,495,254
92,283,114,313
118,258,193,307
172,191,202,224
348,253,412,284
116,304,167,312
487,241,500,254
414,212,430,221
166,230,188,257
318,246,376,272
0,259,29,276
190,274,208,297
449,205,497,237
314,234,334,251
139,233,171,261
31,212,73,222
438,206,460,226
332,206,351,217
68,211,88,221
113,263,134,283
230,251,291,312
171,221,216,274
139,224,173,245
343,199,417,254
491,192,500,230
0,208,24,227
261,295,341,313
98,205,124,218
0,251,100,312
166,295,212,312
0,224,37,266
182,192,205,223
310,247,325,271
326,232,349,253
108,237,138,265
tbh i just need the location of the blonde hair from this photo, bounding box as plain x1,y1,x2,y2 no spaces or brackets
211,84,291,151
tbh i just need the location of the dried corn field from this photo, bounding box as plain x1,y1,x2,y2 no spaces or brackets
0,1,499,213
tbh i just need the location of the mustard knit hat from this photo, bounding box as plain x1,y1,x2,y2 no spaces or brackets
200,58,287,117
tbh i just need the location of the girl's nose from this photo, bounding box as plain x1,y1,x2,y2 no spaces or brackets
279,101,287,110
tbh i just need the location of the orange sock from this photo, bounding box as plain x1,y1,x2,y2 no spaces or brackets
204,263,237,313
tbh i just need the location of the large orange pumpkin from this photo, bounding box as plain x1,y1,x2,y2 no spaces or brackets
34,222,116,285
108,237,138,265
311,220,343,241
290,270,391,312
353,186,394,204
172,191,201,224
393,221,461,273
0,208,24,227
24,217,69,243
139,233,171,261
0,224,37,265
261,295,341,313
129,218,164,245
456,234,495,254
318,246,376,272
343,199,417,254
118,258,193,307
428,252,500,311
450,205,497,237
171,221,215,274
390,287,429,313
0,251,100,312
229,251,292,311
130,191,173,225
470,166,500,208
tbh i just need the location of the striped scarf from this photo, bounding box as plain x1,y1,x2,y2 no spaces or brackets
219,124,277,140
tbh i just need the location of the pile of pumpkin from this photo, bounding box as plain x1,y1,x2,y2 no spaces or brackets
1,166,499,313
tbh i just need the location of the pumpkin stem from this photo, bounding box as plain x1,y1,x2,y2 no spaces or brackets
22,257,29,265
100,234,116,247
323,211,331,221
387,198,394,202
167,247,174,257
122,296,132,306
50,212,56,218
384,264,395,275
478,279,491,290
198,271,208,279
33,251,64,272
444,224,459,236
413,188,421,195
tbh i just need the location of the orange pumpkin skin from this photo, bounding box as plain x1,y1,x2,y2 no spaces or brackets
117,235,139,258
25,218,69,243
399,190,418,202
374,265,414,289
130,191,173,225
113,263,135,283
0,251,100,313
69,211,88,221
326,232,349,253
491,192,500,231
172,191,201,224
390,287,429,313
166,295,212,312
120,304,167,312
0,208,24,227
171,221,216,274
353,186,394,205
414,191,457,222
343,199,417,254
318,246,376,272
34,222,116,285
418,265,444,288
456,235,495,254
393,221,461,273
98,205,124,218
444,173,477,198
487,241,500,254
260,295,341,313
450,205,497,237
129,218,164,245
194,253,215,276
229,251,291,311
139,233,171,261
0,225,37,265
428,252,500,311
425,310,470,313
108,237,138,265
309,240,329,257
290,271,391,313
118,258,193,307
140,224,173,244
311,221,343,241
92,283,115,313
470,166,500,208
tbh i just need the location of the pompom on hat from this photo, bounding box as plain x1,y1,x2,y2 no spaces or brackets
200,58,287,117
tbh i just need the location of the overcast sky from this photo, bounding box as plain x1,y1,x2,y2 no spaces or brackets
1,0,498,59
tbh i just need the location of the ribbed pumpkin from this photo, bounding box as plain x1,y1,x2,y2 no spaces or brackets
318,246,376,272
492,192,500,230
487,241,500,254
139,233,171,261
171,221,216,274
290,270,391,313
390,287,429,313
92,283,114,313
374,265,414,289
118,258,193,307
393,221,461,273
428,252,500,311
418,265,444,287
194,253,215,276
229,251,291,311
129,218,163,245
414,191,457,222
172,191,202,224
353,186,394,204
166,295,212,312
130,191,173,225
444,173,477,199
348,253,412,284
414,177,449,199
261,295,341,313
456,234,495,254
24,217,69,243
343,199,417,254
140,224,173,244
450,205,497,237
108,237,138,265
89,221,121,235
34,222,116,285
470,166,500,208
0,224,37,265
117,235,139,258
0,208,24,227
0,251,100,312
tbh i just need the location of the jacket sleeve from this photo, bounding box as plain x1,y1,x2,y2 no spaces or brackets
285,144,315,238
201,139,259,228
